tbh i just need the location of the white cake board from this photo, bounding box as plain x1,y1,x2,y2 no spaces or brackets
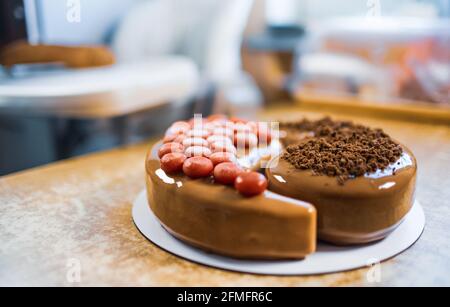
132,190,425,276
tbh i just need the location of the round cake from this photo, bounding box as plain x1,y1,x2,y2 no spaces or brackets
145,115,417,259
267,118,417,245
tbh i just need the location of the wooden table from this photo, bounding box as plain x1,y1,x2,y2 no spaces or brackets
1,106,449,286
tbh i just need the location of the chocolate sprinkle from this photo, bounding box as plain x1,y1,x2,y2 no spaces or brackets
281,118,403,184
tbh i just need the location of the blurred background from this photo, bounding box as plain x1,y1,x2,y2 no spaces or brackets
0,0,448,175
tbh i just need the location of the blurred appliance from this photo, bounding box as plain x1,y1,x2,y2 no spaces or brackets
0,63,201,175
0,0,202,175
0,0,258,175
291,17,450,105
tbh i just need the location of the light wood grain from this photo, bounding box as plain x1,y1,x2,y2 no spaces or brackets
1,106,449,286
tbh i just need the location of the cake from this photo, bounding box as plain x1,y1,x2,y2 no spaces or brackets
145,115,417,259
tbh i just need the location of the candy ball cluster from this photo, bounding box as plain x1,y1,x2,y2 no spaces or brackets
158,115,271,197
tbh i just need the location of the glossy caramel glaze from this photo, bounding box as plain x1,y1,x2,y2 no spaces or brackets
266,145,417,245
145,143,317,259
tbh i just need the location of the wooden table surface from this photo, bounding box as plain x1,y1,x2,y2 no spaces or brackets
1,106,449,286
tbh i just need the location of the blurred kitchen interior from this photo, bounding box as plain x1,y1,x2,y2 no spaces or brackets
0,0,448,175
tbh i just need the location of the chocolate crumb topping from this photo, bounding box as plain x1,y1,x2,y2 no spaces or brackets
281,118,403,183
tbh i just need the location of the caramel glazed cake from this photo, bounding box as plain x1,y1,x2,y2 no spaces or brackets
145,115,417,259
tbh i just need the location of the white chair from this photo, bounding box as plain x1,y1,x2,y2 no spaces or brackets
113,0,262,115
113,0,254,82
